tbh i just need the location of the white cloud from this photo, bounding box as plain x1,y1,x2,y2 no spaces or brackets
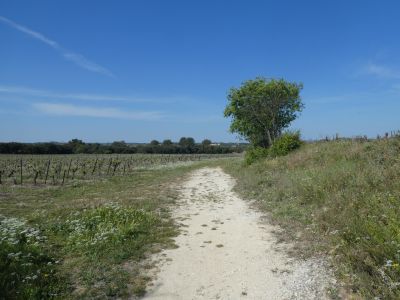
33,102,163,120
62,53,114,77
0,16,114,77
363,62,400,79
0,85,175,103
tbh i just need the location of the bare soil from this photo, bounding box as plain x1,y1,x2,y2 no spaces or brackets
143,167,334,299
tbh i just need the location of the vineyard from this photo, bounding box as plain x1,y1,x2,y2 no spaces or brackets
0,153,238,185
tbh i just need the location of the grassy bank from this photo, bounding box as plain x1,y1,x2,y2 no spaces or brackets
0,162,208,299
221,138,400,299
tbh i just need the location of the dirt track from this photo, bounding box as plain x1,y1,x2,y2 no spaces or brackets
144,167,333,299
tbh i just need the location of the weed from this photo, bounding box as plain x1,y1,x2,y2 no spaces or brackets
221,138,400,298
0,161,212,298
0,216,65,299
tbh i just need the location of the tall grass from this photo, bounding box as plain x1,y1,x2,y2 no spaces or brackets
222,138,400,298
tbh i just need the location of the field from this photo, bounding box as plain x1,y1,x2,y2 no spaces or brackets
0,154,236,298
0,153,238,186
221,138,400,298
2,139,400,299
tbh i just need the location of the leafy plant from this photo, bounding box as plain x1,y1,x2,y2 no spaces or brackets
224,77,303,147
269,131,302,157
244,147,269,165
0,216,64,299
55,203,158,255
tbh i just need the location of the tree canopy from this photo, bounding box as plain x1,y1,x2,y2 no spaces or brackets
0,138,244,154
224,77,303,147
162,139,173,146
201,139,212,146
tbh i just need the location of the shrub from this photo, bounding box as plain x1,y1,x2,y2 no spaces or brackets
269,131,302,157
244,146,269,165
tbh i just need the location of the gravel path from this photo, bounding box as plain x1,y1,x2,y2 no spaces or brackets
144,167,333,299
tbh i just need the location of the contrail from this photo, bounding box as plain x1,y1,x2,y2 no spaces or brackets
0,16,115,77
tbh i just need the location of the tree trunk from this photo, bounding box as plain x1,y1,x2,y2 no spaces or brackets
266,130,273,147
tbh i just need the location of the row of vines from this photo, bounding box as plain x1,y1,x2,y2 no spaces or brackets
0,153,238,185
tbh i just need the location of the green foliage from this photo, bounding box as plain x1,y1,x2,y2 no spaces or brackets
244,132,302,164
162,139,173,146
54,203,158,255
50,203,172,298
224,77,303,147
110,141,129,153
0,216,64,299
0,138,243,155
201,139,212,146
269,131,302,157
222,138,400,298
178,137,195,147
244,147,269,165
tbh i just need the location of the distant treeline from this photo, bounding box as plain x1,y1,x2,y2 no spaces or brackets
0,138,246,155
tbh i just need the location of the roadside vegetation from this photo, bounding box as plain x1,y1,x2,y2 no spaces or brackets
221,137,400,299
0,161,213,299
244,131,302,165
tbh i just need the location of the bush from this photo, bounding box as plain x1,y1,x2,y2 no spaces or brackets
245,131,302,164
244,146,269,165
269,131,302,157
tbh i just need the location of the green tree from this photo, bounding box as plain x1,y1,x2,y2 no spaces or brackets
224,77,303,147
68,139,85,153
178,137,196,153
200,139,212,153
162,139,173,146
201,139,212,146
110,141,128,153
150,140,160,146
179,137,195,147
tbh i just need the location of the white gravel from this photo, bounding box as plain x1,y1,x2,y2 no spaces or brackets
143,167,334,300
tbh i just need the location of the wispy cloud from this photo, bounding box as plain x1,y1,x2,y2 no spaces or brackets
0,16,114,77
362,62,400,79
33,103,163,120
0,85,177,103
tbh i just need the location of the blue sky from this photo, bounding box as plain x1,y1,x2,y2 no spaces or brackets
1,0,399,143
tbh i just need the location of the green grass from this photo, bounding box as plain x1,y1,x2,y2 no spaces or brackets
220,138,400,299
1,215,64,299
0,161,212,299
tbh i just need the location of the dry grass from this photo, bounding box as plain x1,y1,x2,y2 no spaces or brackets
221,138,400,299
0,161,211,299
